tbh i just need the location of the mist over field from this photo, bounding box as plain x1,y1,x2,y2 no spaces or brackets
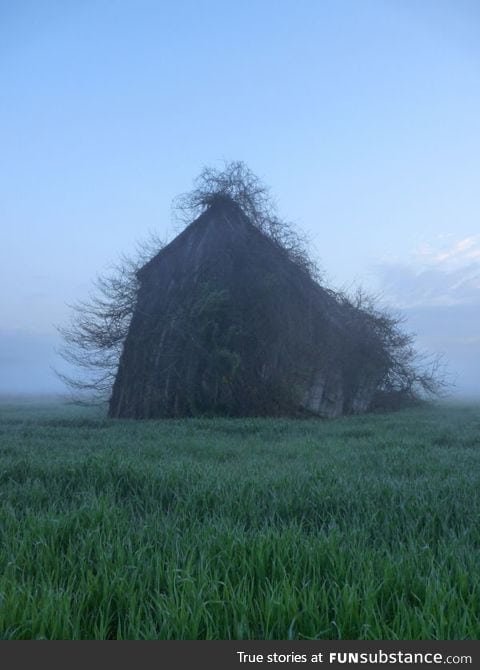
1,301,478,398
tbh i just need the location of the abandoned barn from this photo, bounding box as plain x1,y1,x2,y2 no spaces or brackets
108,196,389,418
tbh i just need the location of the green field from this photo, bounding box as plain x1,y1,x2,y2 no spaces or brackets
0,399,479,640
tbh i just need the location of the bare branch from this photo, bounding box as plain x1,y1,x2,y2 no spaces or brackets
55,232,165,402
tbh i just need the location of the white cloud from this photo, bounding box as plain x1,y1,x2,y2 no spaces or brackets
375,235,480,308
413,234,480,266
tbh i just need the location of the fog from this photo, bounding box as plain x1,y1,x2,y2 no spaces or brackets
1,272,479,398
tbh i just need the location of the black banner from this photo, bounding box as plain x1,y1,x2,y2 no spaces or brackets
0,640,478,669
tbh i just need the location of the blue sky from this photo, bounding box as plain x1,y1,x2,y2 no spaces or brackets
1,0,479,394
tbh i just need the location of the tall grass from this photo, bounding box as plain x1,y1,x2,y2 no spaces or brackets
0,400,479,639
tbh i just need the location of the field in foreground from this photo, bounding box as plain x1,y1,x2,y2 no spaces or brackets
0,399,479,640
